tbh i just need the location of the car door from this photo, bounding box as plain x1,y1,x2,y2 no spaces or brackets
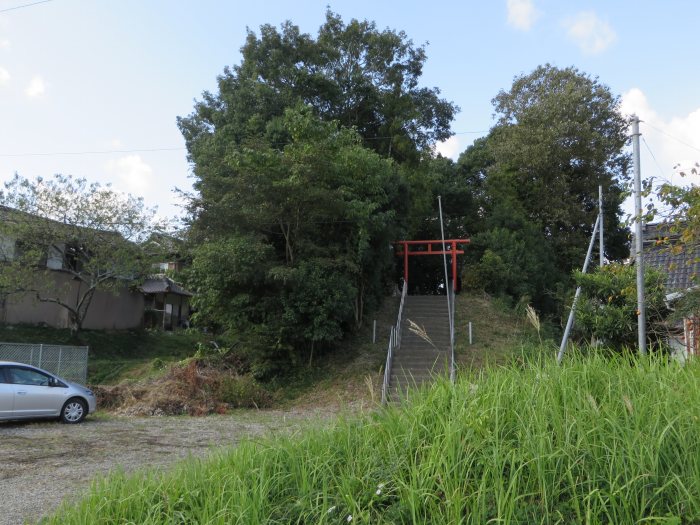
0,367,14,419
7,366,65,418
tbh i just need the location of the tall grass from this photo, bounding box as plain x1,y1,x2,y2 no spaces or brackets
46,352,700,524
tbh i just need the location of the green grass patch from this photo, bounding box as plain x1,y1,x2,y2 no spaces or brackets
45,351,700,524
454,293,539,368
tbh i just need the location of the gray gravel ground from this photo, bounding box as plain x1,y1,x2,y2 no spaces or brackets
0,410,328,525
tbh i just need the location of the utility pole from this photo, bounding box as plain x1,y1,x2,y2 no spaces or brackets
599,185,604,267
631,115,647,355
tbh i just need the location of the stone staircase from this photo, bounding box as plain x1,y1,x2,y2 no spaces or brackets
387,294,452,402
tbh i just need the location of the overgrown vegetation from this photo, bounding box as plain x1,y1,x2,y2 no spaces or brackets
460,65,630,312
574,263,670,350
47,353,700,524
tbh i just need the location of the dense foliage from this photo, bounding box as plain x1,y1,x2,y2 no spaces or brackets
48,354,700,523
460,65,630,310
183,107,404,374
178,12,461,370
649,162,700,320
573,263,669,349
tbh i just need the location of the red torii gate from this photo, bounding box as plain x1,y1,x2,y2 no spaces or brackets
395,239,470,290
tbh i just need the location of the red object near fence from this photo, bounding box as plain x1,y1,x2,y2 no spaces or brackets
395,239,469,290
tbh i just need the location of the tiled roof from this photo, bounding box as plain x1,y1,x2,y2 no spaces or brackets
140,277,193,297
643,223,700,292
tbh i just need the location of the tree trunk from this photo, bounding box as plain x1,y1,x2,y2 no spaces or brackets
308,340,315,367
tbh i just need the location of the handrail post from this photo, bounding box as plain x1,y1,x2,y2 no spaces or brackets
382,280,407,404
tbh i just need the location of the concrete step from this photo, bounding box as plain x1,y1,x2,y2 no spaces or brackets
402,313,450,321
389,372,447,385
382,293,454,403
393,359,449,367
401,329,451,337
401,332,451,339
392,357,449,367
390,372,447,385
405,297,449,303
394,346,450,359
401,336,450,350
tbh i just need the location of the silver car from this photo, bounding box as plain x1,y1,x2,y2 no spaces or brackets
0,361,96,423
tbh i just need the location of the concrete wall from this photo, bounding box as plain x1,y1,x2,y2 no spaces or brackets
0,271,144,330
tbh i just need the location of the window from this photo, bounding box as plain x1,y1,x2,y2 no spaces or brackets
0,367,8,384
46,243,65,270
152,262,169,272
7,367,51,386
0,236,15,262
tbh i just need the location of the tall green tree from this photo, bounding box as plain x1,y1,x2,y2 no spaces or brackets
178,10,457,166
490,64,630,272
177,10,457,245
184,108,403,373
178,12,459,370
460,65,630,312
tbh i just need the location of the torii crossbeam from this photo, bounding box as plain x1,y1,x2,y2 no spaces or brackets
395,239,470,289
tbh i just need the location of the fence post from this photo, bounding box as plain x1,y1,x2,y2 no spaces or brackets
57,347,62,376
373,320,377,344
30,346,34,366
38,344,43,368
469,322,473,345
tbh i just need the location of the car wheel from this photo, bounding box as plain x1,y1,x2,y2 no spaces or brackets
61,398,87,424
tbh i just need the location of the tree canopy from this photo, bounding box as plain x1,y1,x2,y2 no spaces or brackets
177,10,457,193
459,65,630,311
177,12,460,371
183,107,404,374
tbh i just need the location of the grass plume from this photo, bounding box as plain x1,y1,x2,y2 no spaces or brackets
406,318,437,349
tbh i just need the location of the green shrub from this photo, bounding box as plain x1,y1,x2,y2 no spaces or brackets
575,263,669,349
216,375,272,408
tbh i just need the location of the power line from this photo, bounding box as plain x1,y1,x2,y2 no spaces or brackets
362,129,488,141
0,146,186,158
641,137,673,185
0,129,489,158
644,121,700,155
0,0,53,14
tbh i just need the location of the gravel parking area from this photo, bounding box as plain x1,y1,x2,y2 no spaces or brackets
0,411,328,525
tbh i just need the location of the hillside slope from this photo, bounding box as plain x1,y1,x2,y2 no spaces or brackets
454,292,536,368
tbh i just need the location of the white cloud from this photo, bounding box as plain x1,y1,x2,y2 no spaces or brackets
25,75,45,98
0,66,9,86
0,39,9,50
621,88,700,194
435,136,462,160
564,11,616,54
507,0,540,31
105,155,154,196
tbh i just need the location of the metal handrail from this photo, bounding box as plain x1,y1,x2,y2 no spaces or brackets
382,280,407,404
449,281,456,383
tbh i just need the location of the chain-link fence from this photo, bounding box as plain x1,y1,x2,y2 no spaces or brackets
0,343,89,383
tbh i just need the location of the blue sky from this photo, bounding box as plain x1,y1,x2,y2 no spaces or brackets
0,0,699,220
